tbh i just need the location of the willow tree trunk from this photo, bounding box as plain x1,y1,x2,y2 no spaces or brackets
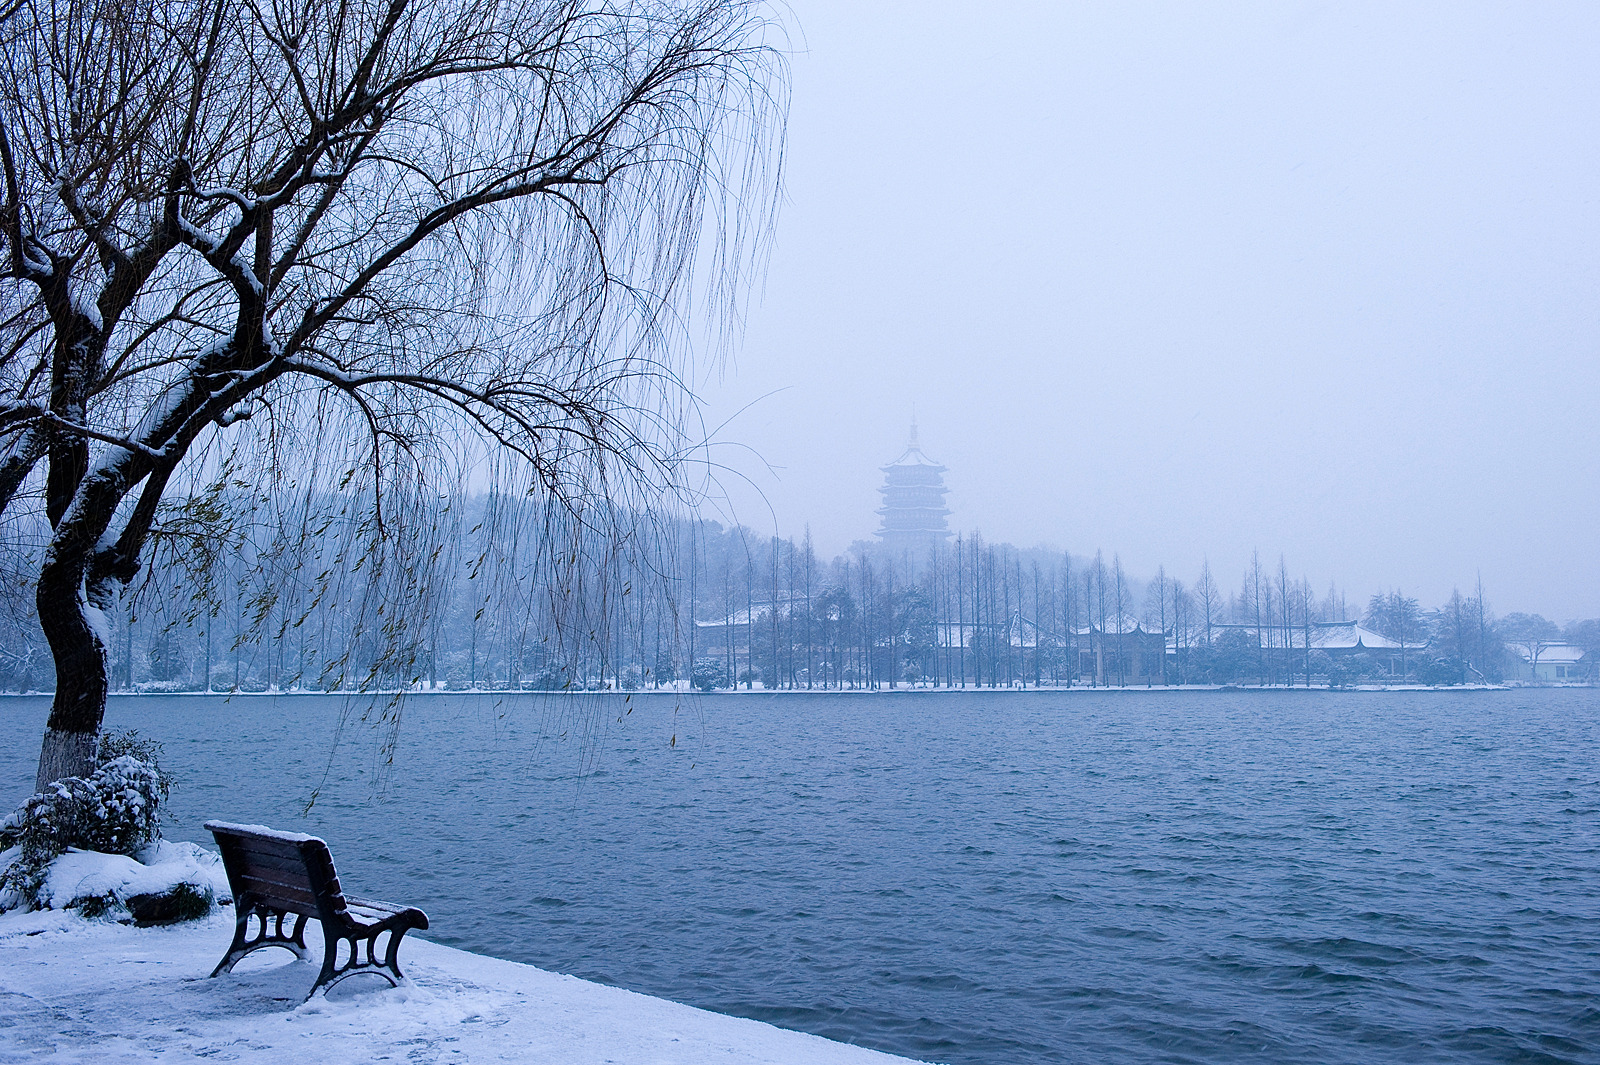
33,534,109,791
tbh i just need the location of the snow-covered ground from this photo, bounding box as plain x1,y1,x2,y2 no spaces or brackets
0,907,930,1064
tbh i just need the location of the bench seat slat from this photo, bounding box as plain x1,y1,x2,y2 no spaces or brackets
343,896,425,925
344,895,406,915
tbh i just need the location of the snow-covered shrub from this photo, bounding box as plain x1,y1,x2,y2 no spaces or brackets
0,738,172,912
127,880,214,926
526,666,572,691
1419,655,1467,686
691,657,728,692
97,730,169,777
73,890,121,920
16,843,225,920
136,679,190,694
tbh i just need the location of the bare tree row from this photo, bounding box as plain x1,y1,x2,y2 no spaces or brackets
2,500,1560,693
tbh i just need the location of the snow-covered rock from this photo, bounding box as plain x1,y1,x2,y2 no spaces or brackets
36,841,229,913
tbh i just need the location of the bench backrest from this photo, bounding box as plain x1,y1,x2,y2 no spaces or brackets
205,820,349,920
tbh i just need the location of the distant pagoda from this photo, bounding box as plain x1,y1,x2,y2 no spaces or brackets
875,420,951,557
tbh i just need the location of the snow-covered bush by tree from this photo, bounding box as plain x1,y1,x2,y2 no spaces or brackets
0,733,173,911
95,730,170,780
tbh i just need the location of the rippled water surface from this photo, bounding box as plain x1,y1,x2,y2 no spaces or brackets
4,689,1599,1064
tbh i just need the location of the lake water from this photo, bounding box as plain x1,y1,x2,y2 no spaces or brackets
3,689,1598,1064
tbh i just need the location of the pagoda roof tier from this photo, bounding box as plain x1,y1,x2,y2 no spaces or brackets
880,419,946,472
881,447,945,472
878,528,952,542
876,506,951,518
879,473,947,490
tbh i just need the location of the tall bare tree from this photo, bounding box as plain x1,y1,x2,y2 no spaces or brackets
1111,553,1130,685
1169,578,1190,683
1247,550,1266,684
1195,559,1218,648
0,0,786,788
1144,563,1167,683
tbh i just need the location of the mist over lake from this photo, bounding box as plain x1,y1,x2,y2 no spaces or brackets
6,689,1595,1065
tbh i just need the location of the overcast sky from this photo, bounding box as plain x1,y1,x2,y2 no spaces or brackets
695,1,1600,621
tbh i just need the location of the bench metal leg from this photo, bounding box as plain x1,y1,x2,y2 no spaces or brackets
209,904,311,977
307,924,416,1000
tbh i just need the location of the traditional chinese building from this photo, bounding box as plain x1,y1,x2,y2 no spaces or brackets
876,420,951,558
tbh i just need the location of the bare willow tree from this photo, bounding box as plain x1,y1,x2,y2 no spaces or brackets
0,0,785,790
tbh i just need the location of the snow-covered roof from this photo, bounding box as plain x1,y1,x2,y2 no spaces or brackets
934,616,1054,648
1202,622,1406,651
881,421,945,470
1308,621,1406,651
694,597,811,629
882,446,944,470
696,607,768,628
1073,614,1160,637
1514,643,1586,664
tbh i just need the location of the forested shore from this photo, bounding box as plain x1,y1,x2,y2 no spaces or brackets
2,492,1584,694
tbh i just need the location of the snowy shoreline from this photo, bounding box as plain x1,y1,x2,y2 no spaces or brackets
0,906,931,1064
0,682,1547,701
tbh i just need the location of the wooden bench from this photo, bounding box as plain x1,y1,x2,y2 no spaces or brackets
204,820,429,1000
